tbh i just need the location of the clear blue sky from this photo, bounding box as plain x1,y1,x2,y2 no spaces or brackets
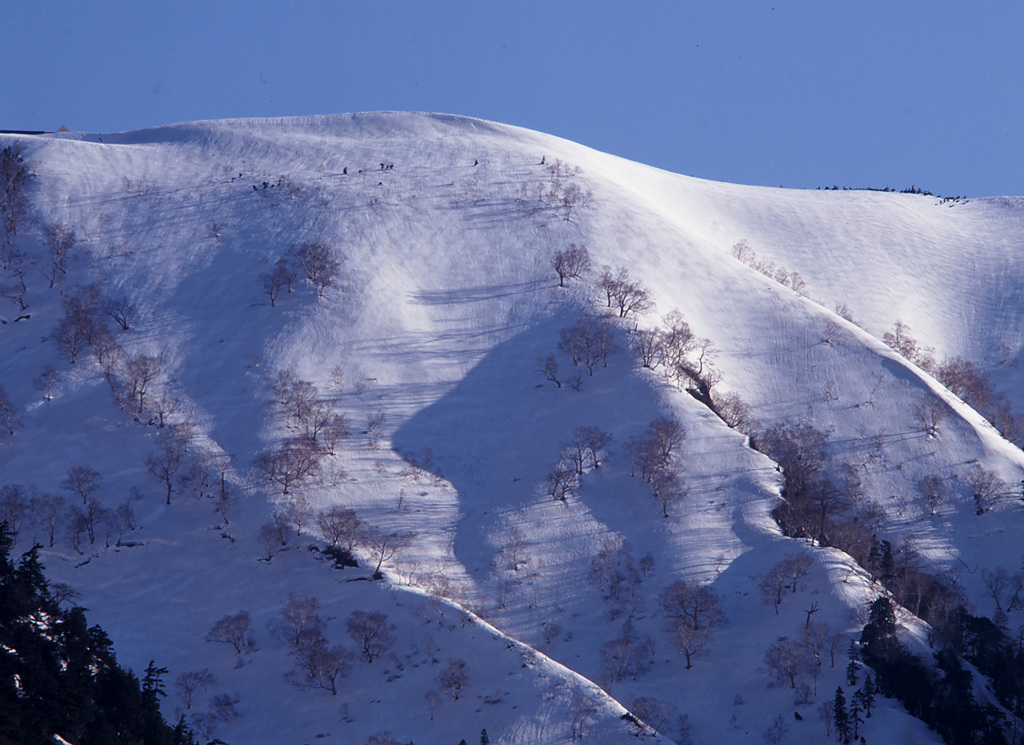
6,1,1023,196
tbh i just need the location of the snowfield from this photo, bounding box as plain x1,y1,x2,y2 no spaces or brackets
1,112,1023,745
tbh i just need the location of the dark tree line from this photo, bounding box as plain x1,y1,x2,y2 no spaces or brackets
0,522,196,745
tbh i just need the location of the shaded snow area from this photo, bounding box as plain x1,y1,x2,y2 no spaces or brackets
2,112,1024,745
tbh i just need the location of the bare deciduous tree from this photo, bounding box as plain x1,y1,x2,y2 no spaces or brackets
206,611,254,654
262,260,296,307
255,437,322,494
105,295,137,330
33,365,61,402
631,696,676,737
289,241,342,298
659,579,725,669
315,506,363,553
600,629,655,682
1,145,30,246
547,462,579,501
345,610,394,663
0,386,16,435
176,669,216,710
914,398,947,438
764,637,814,689
918,475,945,516
146,430,188,504
364,529,410,578
40,224,76,287
269,593,326,648
62,465,102,504
552,243,590,287
967,466,1006,515
438,658,468,700
537,354,561,388
30,492,64,547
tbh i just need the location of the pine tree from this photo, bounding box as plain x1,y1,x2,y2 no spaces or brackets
846,639,859,686
834,686,850,744
850,696,863,740
480,729,490,745
856,676,875,718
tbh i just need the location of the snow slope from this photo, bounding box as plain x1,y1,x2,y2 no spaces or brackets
1,112,1023,744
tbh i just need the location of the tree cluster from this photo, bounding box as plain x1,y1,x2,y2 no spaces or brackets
625,416,687,517
730,240,807,296
882,319,1024,447
262,240,344,303
256,370,349,494
598,266,653,319
630,310,724,408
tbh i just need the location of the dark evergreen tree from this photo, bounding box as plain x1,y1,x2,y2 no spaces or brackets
846,639,859,686
834,686,850,744
480,728,490,745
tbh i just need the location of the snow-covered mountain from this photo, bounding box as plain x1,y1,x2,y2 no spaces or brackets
2,112,1023,745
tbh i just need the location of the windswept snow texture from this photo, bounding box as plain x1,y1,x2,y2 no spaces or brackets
2,112,1023,745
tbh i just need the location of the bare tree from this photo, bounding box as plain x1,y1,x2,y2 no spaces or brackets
576,425,613,470
206,611,254,654
425,689,442,721
438,658,469,700
315,506,363,553
0,386,16,435
262,260,296,307
758,561,790,615
547,462,579,501
62,465,102,504
1,145,30,246
608,269,653,318
30,492,64,547
600,629,655,682
268,593,326,648
105,295,137,330
763,714,789,745
659,579,725,669
918,475,945,516
321,413,349,456
537,354,561,388
882,319,918,360
569,692,598,741
552,243,590,287
967,466,1006,514
764,637,813,688
559,317,603,376
914,398,947,438
631,696,676,737
287,632,352,695
364,529,410,578
0,248,27,310
33,365,61,402
289,241,342,298
345,610,395,663
40,224,76,287
631,328,665,369
122,353,164,422
255,437,322,494
146,430,188,504
176,669,216,710
714,391,752,430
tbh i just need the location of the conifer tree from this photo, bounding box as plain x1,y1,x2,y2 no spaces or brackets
846,639,859,686
833,686,850,744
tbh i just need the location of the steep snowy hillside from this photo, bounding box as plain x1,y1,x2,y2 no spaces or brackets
1,113,1023,745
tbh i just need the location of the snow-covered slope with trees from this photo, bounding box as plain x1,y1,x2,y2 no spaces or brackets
1,113,1023,745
